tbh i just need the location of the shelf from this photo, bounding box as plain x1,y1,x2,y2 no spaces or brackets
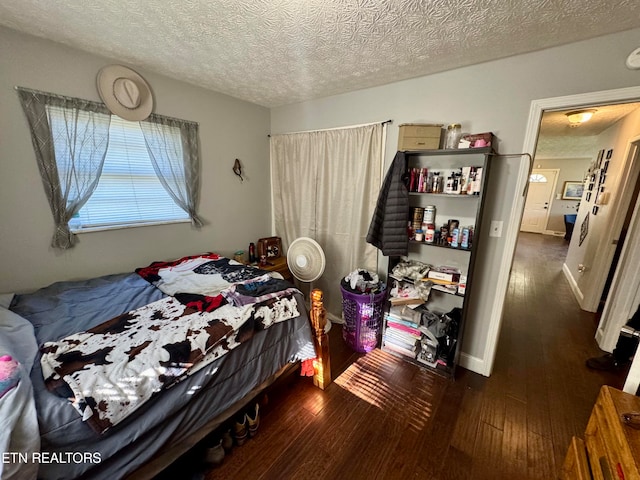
408,240,471,252
409,192,480,198
402,147,494,156
382,145,493,380
432,285,464,297
388,274,464,298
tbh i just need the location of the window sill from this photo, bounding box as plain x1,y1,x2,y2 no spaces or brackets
70,218,191,234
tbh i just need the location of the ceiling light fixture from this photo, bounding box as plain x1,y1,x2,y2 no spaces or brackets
566,109,597,127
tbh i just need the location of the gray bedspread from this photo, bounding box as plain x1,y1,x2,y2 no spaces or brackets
10,272,315,480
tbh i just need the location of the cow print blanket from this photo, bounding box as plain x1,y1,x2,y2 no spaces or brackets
40,255,302,434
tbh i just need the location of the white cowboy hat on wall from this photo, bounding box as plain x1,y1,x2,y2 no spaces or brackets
96,64,154,121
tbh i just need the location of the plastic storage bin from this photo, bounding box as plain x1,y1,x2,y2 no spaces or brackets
340,284,387,353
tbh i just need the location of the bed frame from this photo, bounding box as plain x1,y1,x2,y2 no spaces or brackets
127,289,332,479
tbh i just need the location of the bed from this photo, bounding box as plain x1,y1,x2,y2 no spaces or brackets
1,253,316,480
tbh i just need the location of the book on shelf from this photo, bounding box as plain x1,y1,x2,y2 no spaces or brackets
385,341,417,356
384,329,420,347
386,321,422,338
427,268,461,283
384,326,418,342
384,316,420,330
432,284,459,295
383,340,417,359
426,277,458,286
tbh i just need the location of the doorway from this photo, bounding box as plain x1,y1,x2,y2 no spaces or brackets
518,104,640,315
520,168,559,234
483,86,640,378
600,163,640,309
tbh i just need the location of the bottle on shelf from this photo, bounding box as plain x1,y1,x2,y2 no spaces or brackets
431,172,443,193
450,228,459,248
445,174,454,194
424,205,436,224
425,223,435,244
249,242,256,263
472,167,483,195
445,124,462,149
460,227,470,249
440,224,449,246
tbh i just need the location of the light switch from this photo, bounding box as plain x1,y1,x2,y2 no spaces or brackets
490,220,503,237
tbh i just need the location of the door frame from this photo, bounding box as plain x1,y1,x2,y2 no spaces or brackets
597,136,640,352
520,168,560,234
483,85,640,377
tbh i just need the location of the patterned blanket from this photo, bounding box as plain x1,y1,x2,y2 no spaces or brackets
40,255,302,434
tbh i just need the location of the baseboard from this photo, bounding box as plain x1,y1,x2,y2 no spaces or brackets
459,351,488,377
544,230,565,237
562,262,584,305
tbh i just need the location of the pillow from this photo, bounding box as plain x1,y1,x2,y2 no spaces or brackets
0,355,20,398
0,303,39,480
0,304,37,372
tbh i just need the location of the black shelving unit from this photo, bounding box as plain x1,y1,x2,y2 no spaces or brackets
381,147,494,379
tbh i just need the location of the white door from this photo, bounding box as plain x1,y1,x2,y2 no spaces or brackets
520,169,559,233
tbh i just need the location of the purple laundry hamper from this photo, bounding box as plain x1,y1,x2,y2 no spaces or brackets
340,285,387,353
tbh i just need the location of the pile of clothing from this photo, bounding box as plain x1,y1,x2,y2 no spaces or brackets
341,269,384,294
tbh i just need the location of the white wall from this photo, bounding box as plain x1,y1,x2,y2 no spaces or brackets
0,27,271,293
532,158,590,233
564,107,640,311
271,27,640,375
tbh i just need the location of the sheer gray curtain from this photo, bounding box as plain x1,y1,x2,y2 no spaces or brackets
139,114,203,227
16,87,112,249
271,123,385,321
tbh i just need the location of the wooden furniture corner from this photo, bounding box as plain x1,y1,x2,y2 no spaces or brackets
561,385,640,479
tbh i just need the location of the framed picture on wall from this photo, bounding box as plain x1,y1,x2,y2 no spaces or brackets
562,181,584,200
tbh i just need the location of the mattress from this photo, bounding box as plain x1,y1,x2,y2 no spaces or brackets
9,271,315,480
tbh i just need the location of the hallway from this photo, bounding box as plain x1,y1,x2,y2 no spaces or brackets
491,231,627,471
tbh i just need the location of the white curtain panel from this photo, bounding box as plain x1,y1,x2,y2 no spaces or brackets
270,123,384,321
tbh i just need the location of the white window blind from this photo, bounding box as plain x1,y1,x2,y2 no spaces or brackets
48,108,190,231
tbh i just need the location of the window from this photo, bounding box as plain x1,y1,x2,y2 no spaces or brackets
529,173,548,183
48,108,190,232
17,86,202,249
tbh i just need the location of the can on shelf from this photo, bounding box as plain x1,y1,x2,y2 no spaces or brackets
424,205,436,224
451,228,459,248
461,227,470,249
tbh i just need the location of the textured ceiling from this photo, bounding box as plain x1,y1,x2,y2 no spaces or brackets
536,103,640,158
540,103,640,137
1,1,640,108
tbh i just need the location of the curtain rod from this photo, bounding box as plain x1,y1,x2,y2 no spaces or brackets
15,86,199,126
15,85,106,106
268,119,392,137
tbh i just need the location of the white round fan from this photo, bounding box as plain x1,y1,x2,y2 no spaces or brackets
287,237,326,283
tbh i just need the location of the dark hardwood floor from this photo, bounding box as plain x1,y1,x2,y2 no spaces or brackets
167,232,628,479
